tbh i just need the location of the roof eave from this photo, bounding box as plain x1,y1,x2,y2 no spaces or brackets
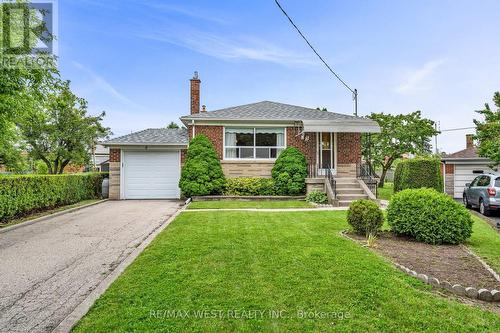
102,142,188,147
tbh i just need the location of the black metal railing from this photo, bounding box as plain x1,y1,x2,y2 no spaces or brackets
308,164,336,199
356,162,378,197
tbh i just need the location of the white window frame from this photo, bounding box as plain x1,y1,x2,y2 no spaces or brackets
223,127,287,160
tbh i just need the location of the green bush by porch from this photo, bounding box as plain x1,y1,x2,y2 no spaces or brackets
223,177,276,196
271,147,308,195
179,135,226,197
0,173,105,221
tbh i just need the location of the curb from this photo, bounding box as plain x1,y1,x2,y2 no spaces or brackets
52,203,186,333
0,199,109,234
469,210,499,232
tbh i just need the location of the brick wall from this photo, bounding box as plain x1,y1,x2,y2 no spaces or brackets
286,127,317,164
109,148,121,162
445,163,454,174
190,125,224,159
337,133,361,164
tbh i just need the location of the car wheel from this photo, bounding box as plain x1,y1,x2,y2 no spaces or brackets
463,194,471,208
479,199,490,216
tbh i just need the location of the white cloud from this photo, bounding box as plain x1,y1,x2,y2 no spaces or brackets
72,61,143,109
142,2,229,25
395,59,447,94
137,29,316,67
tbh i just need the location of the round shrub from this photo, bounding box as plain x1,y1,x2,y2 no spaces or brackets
179,135,226,197
347,199,384,235
387,188,473,244
306,191,328,204
271,147,308,195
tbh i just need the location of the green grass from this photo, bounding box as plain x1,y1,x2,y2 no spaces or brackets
467,216,500,272
187,200,314,209
377,182,394,200
0,199,101,229
73,211,499,333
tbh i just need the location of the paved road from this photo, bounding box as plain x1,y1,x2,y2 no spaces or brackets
0,200,180,333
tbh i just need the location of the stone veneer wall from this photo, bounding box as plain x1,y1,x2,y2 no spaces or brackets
221,160,275,178
109,148,121,200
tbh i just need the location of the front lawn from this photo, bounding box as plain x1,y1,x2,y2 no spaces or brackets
468,216,500,272
73,211,499,332
377,182,394,200
187,200,313,209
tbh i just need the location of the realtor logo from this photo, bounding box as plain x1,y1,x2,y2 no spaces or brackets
1,0,58,67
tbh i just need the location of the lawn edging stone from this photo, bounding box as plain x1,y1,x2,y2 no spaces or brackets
339,230,499,303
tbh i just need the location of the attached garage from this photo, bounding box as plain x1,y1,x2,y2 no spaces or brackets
103,128,189,200
122,151,181,199
442,135,496,199
453,164,495,199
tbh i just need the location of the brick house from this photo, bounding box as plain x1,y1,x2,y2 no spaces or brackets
103,73,380,200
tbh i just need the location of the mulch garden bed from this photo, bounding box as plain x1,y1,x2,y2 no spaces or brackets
347,231,500,291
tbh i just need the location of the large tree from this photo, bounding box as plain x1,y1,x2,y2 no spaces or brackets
362,111,439,187
474,92,500,170
19,80,111,174
0,1,58,170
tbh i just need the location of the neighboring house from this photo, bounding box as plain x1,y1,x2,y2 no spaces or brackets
103,73,380,200
442,134,497,198
92,144,110,172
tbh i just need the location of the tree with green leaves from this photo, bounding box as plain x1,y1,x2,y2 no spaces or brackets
167,121,180,129
362,111,439,187
474,92,500,170
18,80,111,174
0,1,58,171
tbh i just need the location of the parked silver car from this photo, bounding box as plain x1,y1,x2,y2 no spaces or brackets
463,173,500,216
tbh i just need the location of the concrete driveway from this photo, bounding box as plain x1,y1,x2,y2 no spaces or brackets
0,200,181,333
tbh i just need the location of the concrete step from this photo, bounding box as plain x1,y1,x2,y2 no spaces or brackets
338,200,353,207
335,178,358,184
336,183,361,189
337,194,368,201
336,188,365,194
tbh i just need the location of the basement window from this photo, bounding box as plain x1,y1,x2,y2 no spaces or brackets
224,127,285,159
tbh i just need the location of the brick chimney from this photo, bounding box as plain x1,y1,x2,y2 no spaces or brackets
190,71,200,115
466,134,474,149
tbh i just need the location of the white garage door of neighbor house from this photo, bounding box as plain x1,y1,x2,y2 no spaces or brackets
123,151,181,199
454,164,495,199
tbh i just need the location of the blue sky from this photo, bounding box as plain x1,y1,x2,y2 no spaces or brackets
57,0,500,153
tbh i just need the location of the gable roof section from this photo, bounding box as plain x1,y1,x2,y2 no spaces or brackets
103,128,188,146
180,101,380,133
442,146,490,162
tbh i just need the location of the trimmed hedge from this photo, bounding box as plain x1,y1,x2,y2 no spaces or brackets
0,173,106,221
271,147,308,195
347,199,384,235
393,158,443,193
306,190,328,204
224,177,276,196
179,135,226,197
387,188,473,244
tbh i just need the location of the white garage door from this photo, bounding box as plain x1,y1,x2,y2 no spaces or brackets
454,164,494,198
123,151,181,199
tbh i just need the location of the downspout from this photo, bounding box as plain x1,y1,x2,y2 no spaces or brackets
442,161,446,193
191,120,195,138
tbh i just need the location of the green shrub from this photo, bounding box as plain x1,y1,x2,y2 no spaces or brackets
179,135,226,197
393,157,443,193
0,173,105,221
271,147,308,195
224,177,276,196
306,191,328,204
347,199,384,235
387,188,473,244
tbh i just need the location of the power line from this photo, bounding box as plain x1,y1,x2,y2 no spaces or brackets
274,0,358,115
440,126,475,132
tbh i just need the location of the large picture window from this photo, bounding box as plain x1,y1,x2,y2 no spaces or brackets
225,127,285,159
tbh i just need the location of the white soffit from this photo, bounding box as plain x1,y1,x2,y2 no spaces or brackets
302,119,381,133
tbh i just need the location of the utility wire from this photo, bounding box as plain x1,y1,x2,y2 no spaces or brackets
274,0,355,96
440,126,475,132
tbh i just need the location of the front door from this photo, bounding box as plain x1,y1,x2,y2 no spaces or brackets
318,132,335,173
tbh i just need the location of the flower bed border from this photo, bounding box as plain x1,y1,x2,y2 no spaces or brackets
340,231,500,303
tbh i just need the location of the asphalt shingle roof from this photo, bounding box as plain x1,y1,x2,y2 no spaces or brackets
181,101,362,121
443,147,482,159
104,128,188,145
